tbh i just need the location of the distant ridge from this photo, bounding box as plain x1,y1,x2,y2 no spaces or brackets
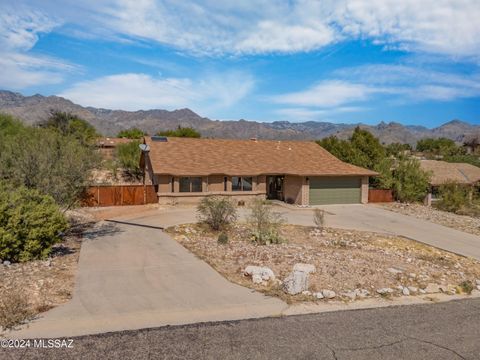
0,90,478,145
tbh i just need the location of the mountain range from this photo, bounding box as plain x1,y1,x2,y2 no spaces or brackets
0,90,478,145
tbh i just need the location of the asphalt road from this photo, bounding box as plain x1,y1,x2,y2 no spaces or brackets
3,298,480,360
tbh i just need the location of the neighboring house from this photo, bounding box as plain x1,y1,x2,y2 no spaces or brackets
96,137,132,160
140,136,377,205
420,160,480,205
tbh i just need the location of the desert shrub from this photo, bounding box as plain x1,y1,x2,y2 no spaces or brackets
156,126,201,138
0,288,34,331
117,127,145,139
436,182,470,213
0,183,68,262
197,196,237,231
247,199,285,245
116,140,142,179
0,126,100,209
459,280,474,294
217,232,229,244
313,209,325,229
393,158,431,203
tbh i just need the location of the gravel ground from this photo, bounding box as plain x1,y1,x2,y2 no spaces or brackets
382,202,480,237
167,223,480,303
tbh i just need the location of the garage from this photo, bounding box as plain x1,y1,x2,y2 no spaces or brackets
309,177,361,205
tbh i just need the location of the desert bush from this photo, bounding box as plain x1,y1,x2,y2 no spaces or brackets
247,199,285,245
459,280,474,294
115,140,142,179
0,288,34,331
197,196,237,231
313,209,325,229
0,183,68,262
436,182,470,213
217,232,229,244
393,158,431,203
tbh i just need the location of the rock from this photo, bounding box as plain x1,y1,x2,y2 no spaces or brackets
476,279,480,286
476,285,480,291
408,273,417,279
419,289,426,294
341,291,357,300
322,290,336,299
387,268,403,275
472,289,480,296
293,263,316,274
3,260,11,266
244,266,275,281
407,286,418,294
314,292,324,299
252,274,263,284
283,271,309,295
438,285,448,293
354,289,370,298
402,287,410,296
302,291,312,296
376,288,393,295
424,283,441,294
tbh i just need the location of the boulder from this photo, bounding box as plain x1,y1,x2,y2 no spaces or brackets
424,283,440,294
293,263,316,274
3,260,11,266
313,292,324,299
354,289,370,298
252,274,263,284
402,287,410,296
283,271,309,295
244,266,275,282
341,291,357,300
322,289,336,299
376,288,393,295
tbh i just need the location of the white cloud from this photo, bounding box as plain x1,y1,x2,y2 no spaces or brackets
275,106,365,122
0,3,75,89
58,71,255,113
23,0,480,57
271,80,375,107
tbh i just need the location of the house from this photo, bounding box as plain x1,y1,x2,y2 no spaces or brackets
140,136,377,206
420,160,480,205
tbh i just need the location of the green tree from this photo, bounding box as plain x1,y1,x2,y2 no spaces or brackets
416,137,462,157
372,157,395,190
0,182,68,262
392,158,431,202
350,127,386,169
115,140,142,178
156,126,201,138
117,127,145,139
41,111,99,145
385,142,412,157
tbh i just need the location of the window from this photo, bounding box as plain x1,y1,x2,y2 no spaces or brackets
179,177,203,192
171,177,174,192
232,176,253,191
224,177,227,191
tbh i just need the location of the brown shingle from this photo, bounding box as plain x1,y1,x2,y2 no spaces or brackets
144,137,377,177
420,160,480,186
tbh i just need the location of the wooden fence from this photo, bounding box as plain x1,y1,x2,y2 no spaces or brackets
83,185,158,207
368,189,394,203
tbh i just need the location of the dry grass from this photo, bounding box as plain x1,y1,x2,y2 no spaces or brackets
167,223,480,302
0,288,34,331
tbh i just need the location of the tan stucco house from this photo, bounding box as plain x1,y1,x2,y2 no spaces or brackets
140,136,377,206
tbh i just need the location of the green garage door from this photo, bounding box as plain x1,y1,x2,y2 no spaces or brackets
309,177,361,205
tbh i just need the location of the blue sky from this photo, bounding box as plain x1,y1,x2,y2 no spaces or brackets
1,1,479,128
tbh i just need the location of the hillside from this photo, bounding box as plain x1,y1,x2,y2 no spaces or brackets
0,90,478,144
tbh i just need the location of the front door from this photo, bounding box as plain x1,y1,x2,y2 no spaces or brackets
267,176,284,200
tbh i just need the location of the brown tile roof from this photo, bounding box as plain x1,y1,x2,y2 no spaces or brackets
420,160,480,186
144,137,377,177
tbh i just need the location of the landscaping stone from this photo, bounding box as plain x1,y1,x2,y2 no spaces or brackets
402,287,410,296
283,271,309,295
293,263,316,274
472,289,480,296
341,291,357,300
302,291,312,296
354,289,369,298
476,279,480,286
419,289,426,294
387,267,403,275
407,286,418,294
322,290,336,299
244,266,275,282
424,283,441,294
313,292,324,299
3,260,11,266
252,274,263,284
377,288,393,295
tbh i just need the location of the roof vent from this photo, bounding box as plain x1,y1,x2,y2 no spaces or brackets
151,136,168,142
250,137,258,142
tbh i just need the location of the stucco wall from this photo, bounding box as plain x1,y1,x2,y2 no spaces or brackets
158,175,171,193
208,175,225,192
361,176,369,204
284,175,305,205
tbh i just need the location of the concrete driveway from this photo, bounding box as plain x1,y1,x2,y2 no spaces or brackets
119,203,480,260
14,221,286,338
